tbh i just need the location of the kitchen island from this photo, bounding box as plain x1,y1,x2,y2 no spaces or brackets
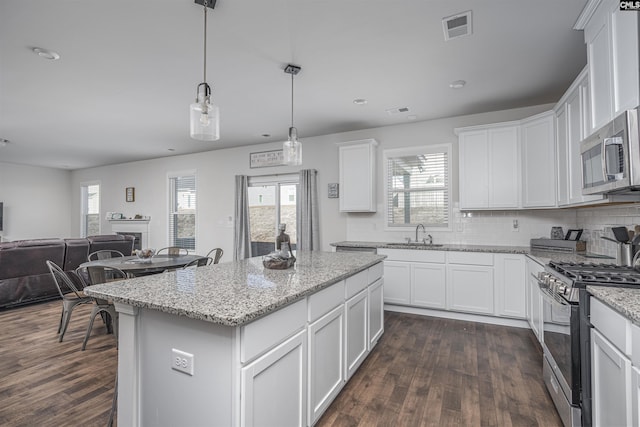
84,251,385,427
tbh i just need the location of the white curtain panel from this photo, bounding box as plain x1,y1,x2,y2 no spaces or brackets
297,169,320,251
233,175,252,260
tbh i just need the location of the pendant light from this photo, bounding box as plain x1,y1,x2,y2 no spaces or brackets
283,64,302,165
190,0,220,141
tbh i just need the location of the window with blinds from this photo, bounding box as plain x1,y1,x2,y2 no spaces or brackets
169,174,196,250
385,145,451,228
80,183,100,237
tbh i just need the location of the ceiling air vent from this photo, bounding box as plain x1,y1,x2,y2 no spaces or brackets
442,10,472,41
386,107,410,115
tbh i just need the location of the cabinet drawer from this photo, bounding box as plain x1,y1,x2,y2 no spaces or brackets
590,297,630,356
241,299,306,363
447,251,493,266
345,269,368,299
308,280,345,323
377,248,446,263
368,262,383,284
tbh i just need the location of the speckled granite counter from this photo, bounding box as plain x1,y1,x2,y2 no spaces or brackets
332,240,531,254
588,285,640,325
84,251,385,326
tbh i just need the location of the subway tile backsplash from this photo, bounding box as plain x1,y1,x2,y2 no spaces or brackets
345,202,640,258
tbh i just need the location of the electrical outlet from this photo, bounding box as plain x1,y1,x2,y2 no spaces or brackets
512,219,519,232
172,348,194,376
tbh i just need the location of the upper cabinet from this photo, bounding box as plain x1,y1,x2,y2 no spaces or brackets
555,67,605,207
521,111,557,208
456,112,556,210
337,139,378,212
576,0,639,134
458,124,520,210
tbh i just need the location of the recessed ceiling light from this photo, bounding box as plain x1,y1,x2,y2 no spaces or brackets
449,80,466,89
168,148,176,152
353,98,368,105
261,134,271,138
32,47,60,60
0,139,10,147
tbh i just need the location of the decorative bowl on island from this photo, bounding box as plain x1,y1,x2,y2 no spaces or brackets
134,248,155,263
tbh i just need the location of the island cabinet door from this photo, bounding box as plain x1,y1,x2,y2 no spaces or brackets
241,330,307,427
368,278,384,350
345,288,369,379
308,305,345,426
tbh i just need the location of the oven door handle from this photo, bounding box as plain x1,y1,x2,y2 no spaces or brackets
538,284,570,307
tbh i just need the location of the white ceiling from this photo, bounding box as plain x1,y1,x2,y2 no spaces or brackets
0,0,588,170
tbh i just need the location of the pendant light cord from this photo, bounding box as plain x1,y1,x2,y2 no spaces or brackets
203,0,208,84
290,71,294,128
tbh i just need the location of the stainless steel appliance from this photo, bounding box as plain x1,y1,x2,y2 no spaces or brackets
536,261,640,427
580,107,640,195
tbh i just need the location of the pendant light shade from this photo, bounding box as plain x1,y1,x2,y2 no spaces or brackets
283,64,302,165
190,0,220,141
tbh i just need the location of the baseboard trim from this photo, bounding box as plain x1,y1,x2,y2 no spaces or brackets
384,304,530,329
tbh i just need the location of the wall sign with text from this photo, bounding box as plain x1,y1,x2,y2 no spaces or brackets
250,150,284,168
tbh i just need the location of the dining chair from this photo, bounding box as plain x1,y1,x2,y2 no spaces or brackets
157,247,189,256
206,248,224,264
76,265,127,351
182,257,213,268
88,249,125,261
46,260,94,342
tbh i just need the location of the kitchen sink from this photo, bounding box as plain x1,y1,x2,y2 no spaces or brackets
385,242,444,248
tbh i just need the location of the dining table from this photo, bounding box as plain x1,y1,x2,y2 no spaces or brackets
79,254,206,277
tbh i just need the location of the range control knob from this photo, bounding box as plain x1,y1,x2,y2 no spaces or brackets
558,284,567,295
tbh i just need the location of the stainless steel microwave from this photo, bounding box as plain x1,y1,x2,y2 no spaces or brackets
581,108,640,195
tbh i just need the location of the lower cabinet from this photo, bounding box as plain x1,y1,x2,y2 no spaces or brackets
382,261,411,305
368,278,384,349
526,257,544,343
412,263,447,309
447,264,494,315
591,328,632,427
241,330,308,427
494,254,526,318
632,366,640,427
308,305,344,426
345,289,368,379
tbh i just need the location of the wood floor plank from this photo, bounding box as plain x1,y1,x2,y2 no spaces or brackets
0,301,563,427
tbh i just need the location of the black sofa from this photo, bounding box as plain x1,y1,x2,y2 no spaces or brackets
0,234,134,309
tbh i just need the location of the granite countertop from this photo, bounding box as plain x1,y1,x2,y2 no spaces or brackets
83,251,385,327
588,285,640,325
331,240,531,254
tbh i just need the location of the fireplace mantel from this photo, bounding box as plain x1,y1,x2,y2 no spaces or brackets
109,219,150,249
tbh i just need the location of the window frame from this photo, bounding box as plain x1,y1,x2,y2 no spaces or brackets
80,181,101,237
248,173,299,249
167,170,197,252
383,144,452,231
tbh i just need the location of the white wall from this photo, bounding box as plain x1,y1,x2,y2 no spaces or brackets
70,103,570,255
0,162,72,241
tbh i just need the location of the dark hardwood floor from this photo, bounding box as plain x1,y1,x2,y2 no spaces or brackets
0,301,561,427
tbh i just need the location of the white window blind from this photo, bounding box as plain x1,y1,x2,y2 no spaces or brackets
81,183,100,237
386,148,450,228
169,174,196,250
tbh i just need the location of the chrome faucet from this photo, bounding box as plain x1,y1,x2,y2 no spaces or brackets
415,224,425,243
427,234,433,245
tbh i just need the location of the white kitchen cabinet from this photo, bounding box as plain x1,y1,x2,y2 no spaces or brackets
241,330,307,427
457,124,520,210
368,278,384,350
494,254,526,319
308,305,344,426
591,328,632,427
447,264,494,315
633,366,640,427
337,139,378,212
555,68,604,207
521,111,556,208
345,289,368,379
578,0,639,134
526,257,544,343
382,261,411,305
412,262,447,309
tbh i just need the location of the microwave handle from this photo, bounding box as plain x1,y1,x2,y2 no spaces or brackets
603,136,623,178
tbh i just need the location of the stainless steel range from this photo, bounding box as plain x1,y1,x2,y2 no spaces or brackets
535,261,640,427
